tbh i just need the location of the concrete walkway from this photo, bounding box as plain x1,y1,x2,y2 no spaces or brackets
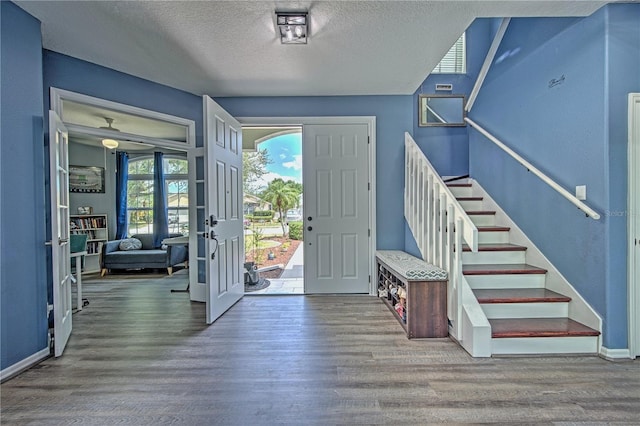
280,243,304,279
250,243,304,295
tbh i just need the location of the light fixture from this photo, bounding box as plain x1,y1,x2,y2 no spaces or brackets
100,117,120,149
101,138,119,149
276,12,308,44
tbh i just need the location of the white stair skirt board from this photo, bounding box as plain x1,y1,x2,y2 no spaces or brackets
481,302,569,319
462,251,526,265
492,336,599,355
468,215,496,227
465,274,546,289
477,231,510,244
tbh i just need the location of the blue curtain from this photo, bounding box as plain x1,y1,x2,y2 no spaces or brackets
152,152,169,247
115,151,129,239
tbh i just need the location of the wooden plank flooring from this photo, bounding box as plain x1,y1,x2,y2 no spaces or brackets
1,270,639,424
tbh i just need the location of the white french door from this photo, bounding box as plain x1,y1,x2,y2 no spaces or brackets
303,124,370,293
203,96,244,323
49,111,73,356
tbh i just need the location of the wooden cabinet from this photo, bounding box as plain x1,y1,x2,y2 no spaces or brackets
376,251,448,339
70,214,108,273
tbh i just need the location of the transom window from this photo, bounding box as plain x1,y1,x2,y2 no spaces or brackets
432,33,466,74
127,157,189,235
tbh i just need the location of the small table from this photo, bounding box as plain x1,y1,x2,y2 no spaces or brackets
70,250,87,311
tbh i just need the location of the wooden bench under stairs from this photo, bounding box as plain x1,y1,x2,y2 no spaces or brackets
449,182,600,355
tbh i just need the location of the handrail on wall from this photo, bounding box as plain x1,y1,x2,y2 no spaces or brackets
465,117,601,220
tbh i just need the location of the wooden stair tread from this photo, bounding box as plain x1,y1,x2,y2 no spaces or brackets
463,243,527,252
490,318,600,338
463,263,547,275
447,183,472,187
474,288,570,304
466,210,496,215
456,196,483,201
477,226,511,232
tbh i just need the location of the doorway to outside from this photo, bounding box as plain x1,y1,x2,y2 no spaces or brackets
242,127,304,295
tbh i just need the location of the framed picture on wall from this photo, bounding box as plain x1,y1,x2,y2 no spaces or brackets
69,165,105,193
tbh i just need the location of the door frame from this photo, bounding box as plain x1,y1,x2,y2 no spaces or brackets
237,116,377,295
49,88,201,301
628,93,640,359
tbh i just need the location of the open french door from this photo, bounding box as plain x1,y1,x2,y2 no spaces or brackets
199,96,244,323
49,111,73,356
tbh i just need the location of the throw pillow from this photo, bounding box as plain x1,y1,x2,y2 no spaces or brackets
119,238,142,251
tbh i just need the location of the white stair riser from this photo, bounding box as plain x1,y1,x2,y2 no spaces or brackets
448,186,473,197
491,336,598,355
481,302,568,319
465,274,546,289
458,199,483,210
478,231,510,244
469,214,496,227
463,250,525,265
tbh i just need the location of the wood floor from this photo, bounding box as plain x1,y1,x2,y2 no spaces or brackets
2,270,639,424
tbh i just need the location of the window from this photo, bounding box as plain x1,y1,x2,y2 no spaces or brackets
127,157,189,235
432,33,466,74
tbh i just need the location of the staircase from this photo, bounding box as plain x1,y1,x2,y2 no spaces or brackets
448,182,600,355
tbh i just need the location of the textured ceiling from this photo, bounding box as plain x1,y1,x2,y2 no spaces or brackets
17,1,606,97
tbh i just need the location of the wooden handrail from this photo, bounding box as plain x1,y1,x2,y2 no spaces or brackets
465,117,601,220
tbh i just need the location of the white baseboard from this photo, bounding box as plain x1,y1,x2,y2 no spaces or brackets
0,347,50,382
599,346,632,360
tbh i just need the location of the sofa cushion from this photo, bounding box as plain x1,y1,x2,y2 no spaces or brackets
105,249,168,264
131,234,155,250
119,238,142,251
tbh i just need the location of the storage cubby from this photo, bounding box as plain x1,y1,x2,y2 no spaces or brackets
376,250,448,339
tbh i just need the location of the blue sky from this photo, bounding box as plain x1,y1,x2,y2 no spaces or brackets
256,132,302,188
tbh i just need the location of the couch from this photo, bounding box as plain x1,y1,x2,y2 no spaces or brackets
101,233,188,276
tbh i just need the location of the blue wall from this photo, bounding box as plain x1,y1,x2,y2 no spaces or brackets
468,4,640,348
411,18,498,177
43,51,203,148
216,96,413,250
0,2,48,370
405,18,498,257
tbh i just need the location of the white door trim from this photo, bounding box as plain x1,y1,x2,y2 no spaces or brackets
50,88,196,150
237,116,377,295
628,93,640,359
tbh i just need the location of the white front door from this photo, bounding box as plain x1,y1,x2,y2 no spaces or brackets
49,111,73,356
203,96,244,323
303,124,370,293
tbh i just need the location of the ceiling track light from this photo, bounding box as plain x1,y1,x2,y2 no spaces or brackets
276,11,308,44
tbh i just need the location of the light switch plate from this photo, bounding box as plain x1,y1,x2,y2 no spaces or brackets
576,185,586,200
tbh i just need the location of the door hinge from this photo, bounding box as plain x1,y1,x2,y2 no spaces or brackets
369,275,371,283
368,182,371,191
368,136,370,144
368,229,371,237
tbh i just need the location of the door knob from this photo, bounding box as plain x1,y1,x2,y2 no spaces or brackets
307,226,313,231
308,216,312,221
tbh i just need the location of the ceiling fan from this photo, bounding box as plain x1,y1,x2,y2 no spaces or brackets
99,117,119,149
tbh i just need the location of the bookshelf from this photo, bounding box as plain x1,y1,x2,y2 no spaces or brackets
70,214,108,273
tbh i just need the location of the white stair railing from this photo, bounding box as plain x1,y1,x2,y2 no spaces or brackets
404,133,478,339
465,118,601,220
